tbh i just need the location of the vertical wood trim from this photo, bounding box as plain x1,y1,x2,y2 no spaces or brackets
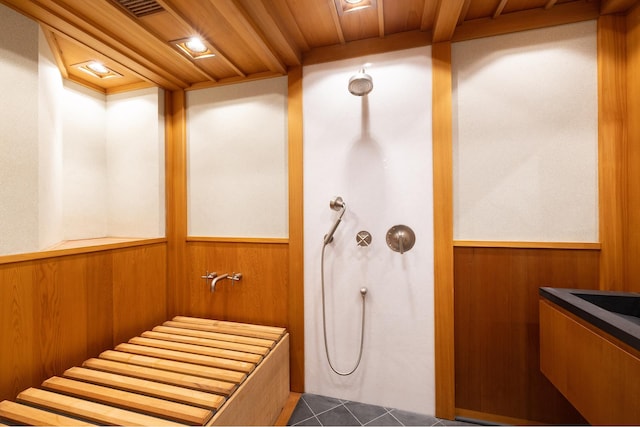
287,66,305,392
598,16,627,291
166,90,188,316
626,6,640,293
432,42,455,420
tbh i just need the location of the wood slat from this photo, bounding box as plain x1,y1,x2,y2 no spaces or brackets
432,41,455,421
115,343,255,373
0,400,94,426
162,321,276,348
150,326,269,355
99,349,246,384
129,336,263,364
83,357,235,396
65,366,226,409
172,316,286,339
17,388,183,426
42,376,213,425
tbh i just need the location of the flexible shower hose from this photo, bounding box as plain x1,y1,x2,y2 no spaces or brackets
320,241,366,376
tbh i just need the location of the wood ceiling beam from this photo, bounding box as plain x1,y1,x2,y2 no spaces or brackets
303,29,430,65
432,0,466,42
41,29,69,79
493,0,509,19
452,0,599,42
327,0,347,44
207,0,287,74
601,0,640,14
1,0,187,89
269,0,310,52
458,0,472,25
420,0,438,31
378,0,385,38
155,0,244,79
240,0,302,66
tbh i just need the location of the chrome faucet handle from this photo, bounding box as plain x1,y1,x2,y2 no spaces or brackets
201,271,217,280
386,225,416,254
230,273,243,284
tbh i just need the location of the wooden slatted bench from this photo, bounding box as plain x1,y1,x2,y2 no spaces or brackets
0,316,289,426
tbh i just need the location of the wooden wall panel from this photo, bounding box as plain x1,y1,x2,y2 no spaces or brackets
598,15,627,291
0,262,35,402
0,243,167,402
627,6,640,292
454,247,599,424
112,244,168,344
180,242,289,328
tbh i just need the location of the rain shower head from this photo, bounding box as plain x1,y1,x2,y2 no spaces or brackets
348,69,373,96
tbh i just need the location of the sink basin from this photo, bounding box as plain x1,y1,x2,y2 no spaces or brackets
574,292,640,326
539,287,640,351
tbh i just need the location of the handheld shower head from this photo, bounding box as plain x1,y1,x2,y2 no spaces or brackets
348,69,373,96
324,196,346,245
330,196,345,211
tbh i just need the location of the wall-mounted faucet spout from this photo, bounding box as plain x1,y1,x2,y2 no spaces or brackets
211,274,228,292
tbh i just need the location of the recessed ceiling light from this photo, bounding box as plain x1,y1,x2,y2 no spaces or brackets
172,37,216,60
185,37,208,53
335,0,376,15
73,61,122,79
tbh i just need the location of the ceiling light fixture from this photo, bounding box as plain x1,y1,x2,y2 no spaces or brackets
73,61,122,79
173,36,216,60
335,0,376,15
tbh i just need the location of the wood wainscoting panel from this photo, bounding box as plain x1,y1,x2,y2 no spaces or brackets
112,244,168,345
182,241,289,328
454,246,599,424
0,262,36,402
0,242,168,402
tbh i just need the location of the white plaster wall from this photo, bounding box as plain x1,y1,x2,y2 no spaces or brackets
62,81,108,240
106,88,165,237
187,77,288,238
303,47,434,414
452,21,598,242
0,5,39,255
38,28,64,249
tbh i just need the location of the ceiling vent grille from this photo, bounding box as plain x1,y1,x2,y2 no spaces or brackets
114,0,164,18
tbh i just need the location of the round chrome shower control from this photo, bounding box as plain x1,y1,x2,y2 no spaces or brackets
386,225,416,254
356,230,372,247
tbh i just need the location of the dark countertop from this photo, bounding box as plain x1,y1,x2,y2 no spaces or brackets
539,287,640,352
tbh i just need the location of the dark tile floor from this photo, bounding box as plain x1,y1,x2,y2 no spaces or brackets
287,393,480,426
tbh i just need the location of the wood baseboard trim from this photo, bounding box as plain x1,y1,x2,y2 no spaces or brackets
274,392,302,426
455,408,539,426
453,240,601,250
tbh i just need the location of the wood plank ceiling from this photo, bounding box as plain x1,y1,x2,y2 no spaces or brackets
1,0,637,93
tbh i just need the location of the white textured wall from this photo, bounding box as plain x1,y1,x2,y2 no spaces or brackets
38,28,64,249
187,77,288,238
452,21,598,242
106,88,165,237
1,0,165,253
303,47,434,414
0,5,39,255
62,81,108,240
